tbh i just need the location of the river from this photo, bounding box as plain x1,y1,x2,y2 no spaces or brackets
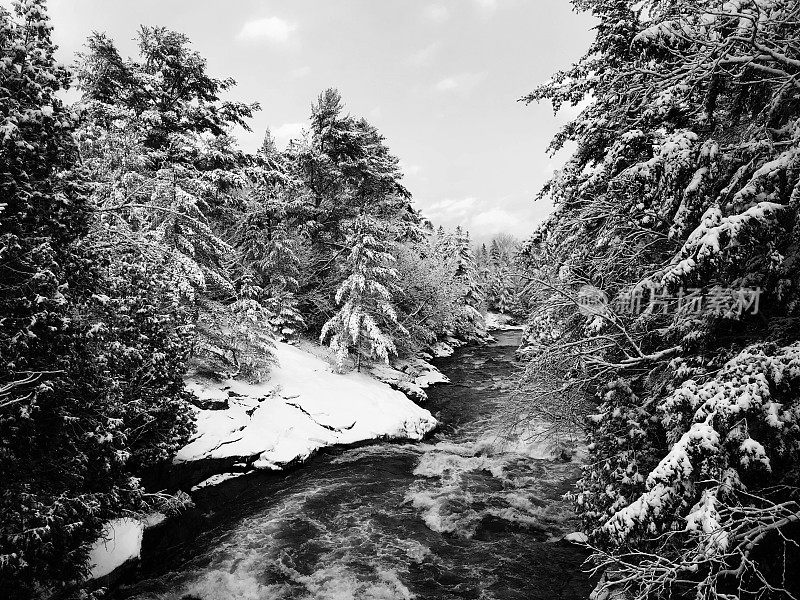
115,331,592,600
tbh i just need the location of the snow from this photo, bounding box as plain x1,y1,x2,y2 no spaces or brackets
484,311,524,331
88,341,440,581
431,341,454,357
176,340,438,472
191,472,247,491
563,531,589,544
369,356,450,402
663,201,784,286
87,518,144,579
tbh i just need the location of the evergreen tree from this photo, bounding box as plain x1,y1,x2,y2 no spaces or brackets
75,25,277,380
233,181,307,343
321,214,405,370
521,1,800,597
453,228,485,338
75,28,257,296
286,89,414,331
0,3,194,596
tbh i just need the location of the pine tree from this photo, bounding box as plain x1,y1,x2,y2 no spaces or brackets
321,214,405,371
453,228,485,338
75,27,259,296
285,89,414,331
233,186,306,342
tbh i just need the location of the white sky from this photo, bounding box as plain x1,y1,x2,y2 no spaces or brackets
43,0,596,242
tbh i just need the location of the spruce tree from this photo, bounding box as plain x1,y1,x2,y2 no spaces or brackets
522,0,800,597
321,214,405,371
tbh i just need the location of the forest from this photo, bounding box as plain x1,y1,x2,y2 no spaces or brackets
0,1,519,597
2,0,800,599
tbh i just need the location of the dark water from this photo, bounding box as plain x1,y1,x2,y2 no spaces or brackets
117,331,592,600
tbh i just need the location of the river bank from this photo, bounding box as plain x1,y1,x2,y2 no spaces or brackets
87,338,445,583
103,330,592,600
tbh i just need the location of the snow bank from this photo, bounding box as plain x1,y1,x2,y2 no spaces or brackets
87,518,144,579
485,312,524,331
369,356,449,402
563,531,589,544
89,342,439,582
177,340,438,473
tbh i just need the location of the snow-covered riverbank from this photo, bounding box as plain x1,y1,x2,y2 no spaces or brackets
179,341,439,480
484,311,524,331
88,340,442,580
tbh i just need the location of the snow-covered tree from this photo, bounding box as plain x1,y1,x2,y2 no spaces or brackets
75,29,256,297
520,1,800,598
233,176,307,342
0,4,194,596
285,89,415,331
192,277,275,383
75,25,280,381
321,214,405,370
450,227,486,340
395,231,466,352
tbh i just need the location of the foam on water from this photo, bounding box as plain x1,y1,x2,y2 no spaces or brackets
402,409,572,540
127,482,424,600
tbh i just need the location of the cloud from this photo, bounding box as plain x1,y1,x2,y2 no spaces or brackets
425,197,478,221
469,208,518,232
238,17,297,43
399,161,422,177
421,195,551,241
271,122,305,146
434,72,486,94
408,42,441,67
423,3,449,22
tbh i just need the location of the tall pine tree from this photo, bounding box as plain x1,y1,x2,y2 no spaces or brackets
321,214,405,371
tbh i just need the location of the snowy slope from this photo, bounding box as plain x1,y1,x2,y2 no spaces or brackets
178,340,438,474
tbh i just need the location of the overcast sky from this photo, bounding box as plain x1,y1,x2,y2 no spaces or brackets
44,0,596,242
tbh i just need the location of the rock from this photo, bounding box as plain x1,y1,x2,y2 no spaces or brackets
563,531,589,544
557,446,576,462
431,342,454,357
396,381,427,403
187,380,229,410
192,396,228,411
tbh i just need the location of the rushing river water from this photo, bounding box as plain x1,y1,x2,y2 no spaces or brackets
117,331,592,600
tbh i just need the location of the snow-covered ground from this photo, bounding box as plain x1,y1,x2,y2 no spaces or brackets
179,341,438,474
88,518,145,579
89,340,439,581
484,312,524,331
369,355,450,402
